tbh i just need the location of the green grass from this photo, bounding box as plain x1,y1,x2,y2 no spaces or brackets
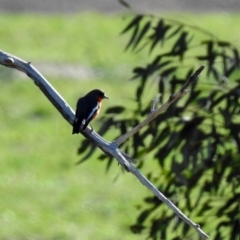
0,12,239,74
0,13,147,74
0,79,148,240
0,12,240,239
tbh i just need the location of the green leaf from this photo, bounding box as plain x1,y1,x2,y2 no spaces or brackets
132,21,151,50
121,14,143,34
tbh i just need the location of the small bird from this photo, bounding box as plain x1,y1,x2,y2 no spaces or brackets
72,89,109,134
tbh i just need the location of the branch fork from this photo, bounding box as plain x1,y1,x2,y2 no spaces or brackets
0,50,208,239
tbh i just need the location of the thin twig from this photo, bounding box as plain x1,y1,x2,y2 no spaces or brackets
0,50,208,239
114,65,204,147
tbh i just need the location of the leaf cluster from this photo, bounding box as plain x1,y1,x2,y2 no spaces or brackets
78,14,240,239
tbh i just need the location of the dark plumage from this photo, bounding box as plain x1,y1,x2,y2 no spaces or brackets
72,89,108,134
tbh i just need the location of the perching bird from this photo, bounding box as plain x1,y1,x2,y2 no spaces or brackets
72,89,109,134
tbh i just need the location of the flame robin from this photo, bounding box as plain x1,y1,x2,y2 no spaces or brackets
72,89,109,134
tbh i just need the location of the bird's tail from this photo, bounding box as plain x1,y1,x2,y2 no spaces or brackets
72,121,80,134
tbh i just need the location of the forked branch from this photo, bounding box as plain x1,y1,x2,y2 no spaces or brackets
0,50,208,239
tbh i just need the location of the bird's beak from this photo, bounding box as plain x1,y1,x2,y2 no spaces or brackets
104,94,109,99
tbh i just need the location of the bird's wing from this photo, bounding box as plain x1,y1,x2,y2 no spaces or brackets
75,98,86,121
72,97,87,134
82,100,100,130
85,104,99,122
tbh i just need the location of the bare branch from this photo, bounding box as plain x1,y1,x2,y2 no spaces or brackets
0,50,208,239
114,65,204,147
128,165,208,239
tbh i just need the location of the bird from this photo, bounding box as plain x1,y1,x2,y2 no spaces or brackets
72,89,109,134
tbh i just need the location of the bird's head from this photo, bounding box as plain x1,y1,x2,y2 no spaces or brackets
90,89,109,100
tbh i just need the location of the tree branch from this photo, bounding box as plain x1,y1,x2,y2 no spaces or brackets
0,50,208,239
114,65,205,147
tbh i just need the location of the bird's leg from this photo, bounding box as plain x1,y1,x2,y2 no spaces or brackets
89,123,94,132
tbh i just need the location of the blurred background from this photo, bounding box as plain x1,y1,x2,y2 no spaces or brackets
0,1,239,240
0,0,240,12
